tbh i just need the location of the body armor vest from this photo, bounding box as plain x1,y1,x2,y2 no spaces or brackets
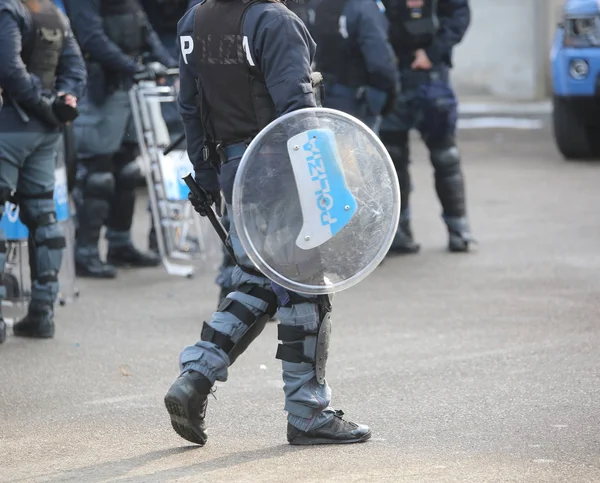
193,0,275,145
101,0,147,57
311,0,367,88
21,0,67,91
383,0,438,55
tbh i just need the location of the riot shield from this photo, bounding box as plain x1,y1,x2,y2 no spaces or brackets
232,107,400,295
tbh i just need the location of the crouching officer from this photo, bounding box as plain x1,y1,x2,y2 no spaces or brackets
307,0,398,133
380,0,474,253
164,1,371,446
64,0,177,278
0,0,86,340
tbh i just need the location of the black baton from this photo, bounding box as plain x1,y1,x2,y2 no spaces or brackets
163,133,185,156
182,173,237,263
11,99,30,123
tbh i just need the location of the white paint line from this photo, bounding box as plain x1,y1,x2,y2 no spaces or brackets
458,117,544,130
459,101,551,115
84,394,148,405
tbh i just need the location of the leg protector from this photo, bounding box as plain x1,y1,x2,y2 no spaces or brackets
73,156,115,250
200,283,278,364
0,197,8,301
19,194,66,304
276,293,332,384
379,131,411,214
107,158,140,233
429,142,467,218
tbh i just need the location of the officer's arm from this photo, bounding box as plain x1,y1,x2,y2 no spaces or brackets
0,8,42,105
355,1,398,93
54,21,87,99
250,7,317,115
63,0,139,75
143,16,178,67
426,0,470,64
177,14,206,172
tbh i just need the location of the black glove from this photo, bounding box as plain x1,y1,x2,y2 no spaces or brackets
52,95,79,123
133,62,168,83
28,94,61,128
381,86,398,117
188,168,222,217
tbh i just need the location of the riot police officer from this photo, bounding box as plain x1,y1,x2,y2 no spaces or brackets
307,0,398,132
64,0,177,278
164,1,370,446
380,0,474,253
0,0,86,340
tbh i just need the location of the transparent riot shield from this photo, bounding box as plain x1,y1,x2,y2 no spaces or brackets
232,107,400,295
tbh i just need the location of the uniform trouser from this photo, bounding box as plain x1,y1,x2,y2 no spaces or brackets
324,83,382,134
72,89,141,256
380,65,467,225
215,211,236,292
179,205,335,432
0,131,64,305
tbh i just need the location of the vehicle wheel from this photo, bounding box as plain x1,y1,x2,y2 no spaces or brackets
552,96,595,160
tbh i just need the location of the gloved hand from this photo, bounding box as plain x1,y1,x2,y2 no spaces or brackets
133,62,169,83
188,168,222,217
28,93,61,128
381,85,399,117
53,94,79,123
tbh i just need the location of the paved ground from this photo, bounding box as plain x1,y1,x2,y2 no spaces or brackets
2,115,600,482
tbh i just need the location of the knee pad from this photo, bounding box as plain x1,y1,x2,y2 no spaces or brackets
85,171,116,200
19,197,65,289
115,161,141,190
200,284,278,364
276,294,332,384
430,145,461,174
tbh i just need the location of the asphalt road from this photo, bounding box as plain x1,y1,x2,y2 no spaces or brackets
1,119,599,482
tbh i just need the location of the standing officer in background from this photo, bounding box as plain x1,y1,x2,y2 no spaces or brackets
380,0,474,254
0,0,85,341
164,0,370,446
64,0,177,278
307,0,398,133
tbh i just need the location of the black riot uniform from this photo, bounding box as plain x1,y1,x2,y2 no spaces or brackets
0,0,86,340
163,0,371,447
380,0,474,254
64,0,176,278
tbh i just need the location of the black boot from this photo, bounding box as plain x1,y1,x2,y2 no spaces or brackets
389,219,420,255
13,303,55,339
445,216,475,253
287,410,371,445
107,244,161,268
148,227,158,254
0,317,6,344
75,254,117,279
164,371,212,445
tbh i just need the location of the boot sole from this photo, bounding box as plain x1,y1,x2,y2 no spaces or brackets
164,394,208,446
13,330,54,339
107,260,161,269
75,268,117,279
288,430,372,446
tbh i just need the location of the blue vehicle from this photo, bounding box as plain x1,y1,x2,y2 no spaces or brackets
551,0,600,159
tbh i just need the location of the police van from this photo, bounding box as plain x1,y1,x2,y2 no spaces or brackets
551,0,600,160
